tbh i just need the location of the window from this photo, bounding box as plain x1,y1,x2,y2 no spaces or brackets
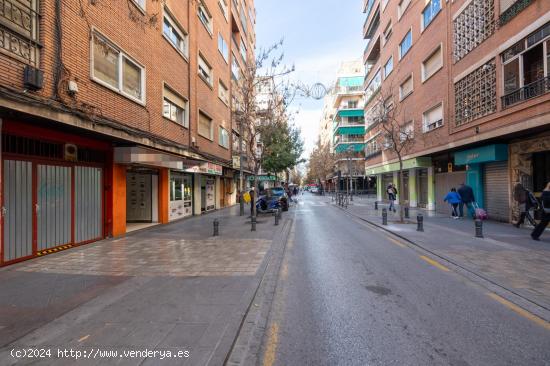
399,75,413,100
240,38,247,62
398,0,411,20
422,103,443,132
422,45,442,82
400,121,414,141
365,69,382,103
163,85,188,127
198,54,213,86
218,80,229,105
399,30,412,59
348,100,358,109
453,0,495,62
198,1,213,34
132,0,145,10
163,11,188,57
384,56,393,78
219,127,229,148
383,22,392,45
218,0,228,20
231,53,241,80
198,112,213,140
422,0,441,30
239,4,248,35
218,33,229,62
92,32,144,103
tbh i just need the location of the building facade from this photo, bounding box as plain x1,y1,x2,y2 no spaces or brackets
0,0,255,265
362,0,550,222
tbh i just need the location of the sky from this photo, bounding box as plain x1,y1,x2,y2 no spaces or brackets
255,0,365,158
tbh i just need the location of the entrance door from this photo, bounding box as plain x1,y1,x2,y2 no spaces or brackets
126,172,152,222
37,165,72,251
418,169,429,208
220,179,226,208
75,166,103,243
3,160,33,262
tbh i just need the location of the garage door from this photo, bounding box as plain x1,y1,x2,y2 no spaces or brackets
483,161,509,222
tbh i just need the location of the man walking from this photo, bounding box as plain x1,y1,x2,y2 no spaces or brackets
458,183,476,219
532,182,550,241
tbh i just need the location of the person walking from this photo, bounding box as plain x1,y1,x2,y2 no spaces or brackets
514,183,537,227
444,188,462,219
458,183,476,219
387,183,397,213
531,182,550,241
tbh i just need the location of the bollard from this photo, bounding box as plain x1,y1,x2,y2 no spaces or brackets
251,216,257,232
375,201,378,210
213,219,219,236
475,219,483,238
274,209,279,226
417,214,424,232
382,208,388,225
404,207,409,219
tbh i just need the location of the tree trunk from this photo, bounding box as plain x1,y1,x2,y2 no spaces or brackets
398,159,405,223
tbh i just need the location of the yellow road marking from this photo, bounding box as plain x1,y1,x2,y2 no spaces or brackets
420,256,450,272
488,293,550,331
78,335,90,342
262,323,279,366
388,237,407,248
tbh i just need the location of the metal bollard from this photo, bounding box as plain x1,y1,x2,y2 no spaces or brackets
375,201,378,210
382,208,388,225
404,207,409,219
475,219,483,238
274,209,279,226
213,219,219,236
251,216,257,232
417,214,424,232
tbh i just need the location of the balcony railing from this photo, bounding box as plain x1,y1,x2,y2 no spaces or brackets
0,0,41,66
336,85,364,94
335,137,364,145
501,76,550,109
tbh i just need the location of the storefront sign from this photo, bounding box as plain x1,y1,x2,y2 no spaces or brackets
248,175,277,182
367,157,432,175
454,144,508,166
232,155,241,169
185,162,223,176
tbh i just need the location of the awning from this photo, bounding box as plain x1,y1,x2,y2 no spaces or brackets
336,109,364,118
367,157,432,175
335,126,365,135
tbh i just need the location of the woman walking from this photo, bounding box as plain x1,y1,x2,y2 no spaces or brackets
387,183,397,213
532,182,550,241
444,188,462,219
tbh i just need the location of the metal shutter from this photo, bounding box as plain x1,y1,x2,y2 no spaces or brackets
435,171,467,214
483,161,510,222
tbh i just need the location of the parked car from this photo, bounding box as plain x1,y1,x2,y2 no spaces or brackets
310,186,319,194
267,187,289,211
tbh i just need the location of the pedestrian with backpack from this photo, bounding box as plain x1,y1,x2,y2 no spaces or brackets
387,183,397,213
531,182,550,241
444,188,462,219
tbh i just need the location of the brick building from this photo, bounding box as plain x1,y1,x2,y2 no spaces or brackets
0,0,255,265
362,0,550,222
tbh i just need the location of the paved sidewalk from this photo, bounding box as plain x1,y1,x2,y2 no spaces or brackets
0,205,292,366
336,197,550,311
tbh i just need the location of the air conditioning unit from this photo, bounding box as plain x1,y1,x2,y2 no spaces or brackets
24,65,44,91
64,144,78,162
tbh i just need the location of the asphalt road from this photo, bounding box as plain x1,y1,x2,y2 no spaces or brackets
258,194,550,366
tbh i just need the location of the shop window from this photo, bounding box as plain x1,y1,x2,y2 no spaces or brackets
533,151,550,193
454,60,496,126
92,32,144,103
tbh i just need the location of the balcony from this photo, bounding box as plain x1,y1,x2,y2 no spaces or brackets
363,5,379,40
363,36,380,69
501,76,550,109
335,143,365,154
335,136,364,144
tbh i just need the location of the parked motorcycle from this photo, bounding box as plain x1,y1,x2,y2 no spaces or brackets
256,193,281,213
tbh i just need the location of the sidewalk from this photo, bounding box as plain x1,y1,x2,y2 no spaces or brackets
338,197,550,312
0,205,291,366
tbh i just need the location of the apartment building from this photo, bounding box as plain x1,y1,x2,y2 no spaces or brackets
0,0,255,265
362,0,550,222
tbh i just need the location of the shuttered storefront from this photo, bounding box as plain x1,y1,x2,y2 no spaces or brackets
483,161,510,222
435,171,467,215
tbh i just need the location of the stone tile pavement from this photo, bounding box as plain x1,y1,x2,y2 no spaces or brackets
0,204,292,366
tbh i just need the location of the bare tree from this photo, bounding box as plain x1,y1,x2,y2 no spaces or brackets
308,140,337,192
232,40,295,217
368,84,414,222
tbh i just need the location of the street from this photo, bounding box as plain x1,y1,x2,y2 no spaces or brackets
259,193,550,366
